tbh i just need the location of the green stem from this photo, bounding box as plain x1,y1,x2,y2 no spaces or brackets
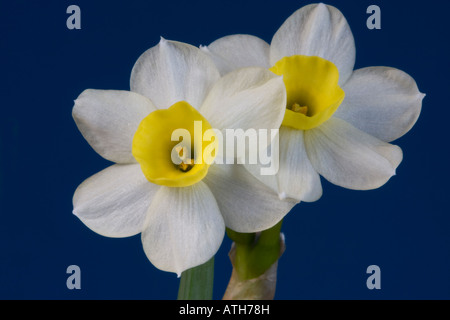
227,220,283,280
177,257,214,300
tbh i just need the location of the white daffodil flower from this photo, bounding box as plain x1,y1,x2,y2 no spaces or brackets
72,38,296,276
201,3,425,202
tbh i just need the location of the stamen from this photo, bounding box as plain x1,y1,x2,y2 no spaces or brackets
178,162,194,172
290,103,308,115
175,146,195,172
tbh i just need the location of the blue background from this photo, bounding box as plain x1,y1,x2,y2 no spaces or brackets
1,0,449,300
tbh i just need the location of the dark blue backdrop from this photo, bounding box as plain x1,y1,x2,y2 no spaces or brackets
1,0,448,300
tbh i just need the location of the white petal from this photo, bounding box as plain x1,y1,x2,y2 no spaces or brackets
243,161,280,199
73,89,156,163
73,164,160,237
243,127,321,202
201,34,271,75
304,118,403,190
334,67,425,142
130,38,220,109
141,182,224,276
200,67,286,132
203,164,297,233
270,3,355,85
277,127,322,202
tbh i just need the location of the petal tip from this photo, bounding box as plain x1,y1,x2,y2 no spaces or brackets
199,45,210,53
314,2,328,12
159,36,170,48
280,232,286,243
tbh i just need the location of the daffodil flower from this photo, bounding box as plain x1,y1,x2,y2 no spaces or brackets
72,39,295,276
202,3,425,202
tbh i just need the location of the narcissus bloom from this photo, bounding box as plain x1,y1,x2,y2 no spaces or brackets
72,39,295,275
202,3,424,202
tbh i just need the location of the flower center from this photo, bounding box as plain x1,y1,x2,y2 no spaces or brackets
270,55,345,130
132,101,217,187
174,145,194,172
288,102,308,115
